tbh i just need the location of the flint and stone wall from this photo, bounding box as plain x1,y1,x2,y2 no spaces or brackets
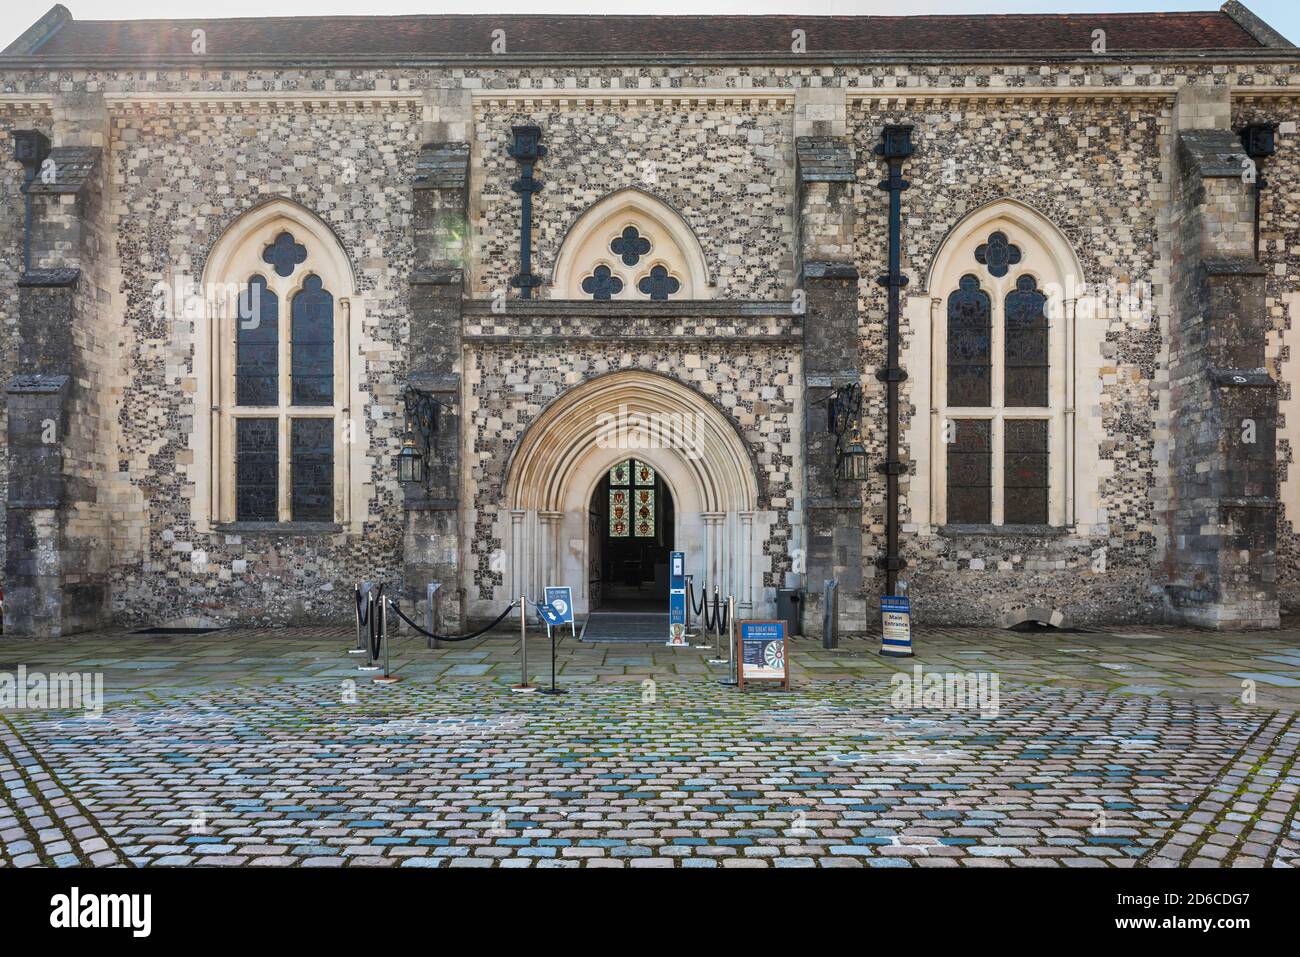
0,57,1297,632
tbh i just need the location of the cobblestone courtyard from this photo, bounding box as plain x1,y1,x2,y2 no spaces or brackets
2,622,1299,868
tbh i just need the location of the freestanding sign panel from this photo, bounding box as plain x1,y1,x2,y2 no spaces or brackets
880,595,914,657
666,551,688,646
544,586,574,624
737,619,789,690
543,585,576,640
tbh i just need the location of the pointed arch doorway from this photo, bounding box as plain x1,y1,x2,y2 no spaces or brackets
493,370,768,627
591,458,676,611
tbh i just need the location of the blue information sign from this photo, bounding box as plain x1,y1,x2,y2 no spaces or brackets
666,551,687,646
543,586,574,624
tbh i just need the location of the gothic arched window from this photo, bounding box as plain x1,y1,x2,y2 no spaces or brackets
553,189,712,300
197,201,360,530
930,209,1078,530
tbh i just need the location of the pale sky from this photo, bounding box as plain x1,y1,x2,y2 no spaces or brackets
2,1,1297,53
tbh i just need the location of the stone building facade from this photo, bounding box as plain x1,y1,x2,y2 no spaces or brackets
1,5,1298,637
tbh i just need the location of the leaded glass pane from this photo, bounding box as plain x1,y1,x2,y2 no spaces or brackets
609,487,630,537
1004,275,1049,407
236,276,278,406
1004,419,1049,525
291,275,334,406
634,488,655,537
235,418,278,522
633,460,655,485
291,418,333,522
947,274,992,407
609,462,630,486
947,419,991,525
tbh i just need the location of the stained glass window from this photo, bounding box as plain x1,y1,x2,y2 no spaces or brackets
1003,419,1049,525
609,487,630,537
974,231,1022,278
291,418,334,522
946,419,992,525
608,460,655,537
235,418,278,521
236,276,278,407
947,274,992,407
1004,275,1049,407
634,487,655,537
291,275,334,406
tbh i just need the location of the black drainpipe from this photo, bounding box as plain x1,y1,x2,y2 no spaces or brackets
1238,122,1277,261
508,125,546,299
874,124,913,597
12,129,51,274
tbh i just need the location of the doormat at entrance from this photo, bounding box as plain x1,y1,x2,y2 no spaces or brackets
579,612,670,642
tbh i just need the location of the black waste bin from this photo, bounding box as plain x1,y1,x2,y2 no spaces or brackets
775,588,802,637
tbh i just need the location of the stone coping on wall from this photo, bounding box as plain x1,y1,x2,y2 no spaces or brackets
461,298,802,342
6,83,1300,111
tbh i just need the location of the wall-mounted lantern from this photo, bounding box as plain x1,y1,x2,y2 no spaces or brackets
826,382,867,482
396,428,424,485
397,384,446,487
838,425,869,482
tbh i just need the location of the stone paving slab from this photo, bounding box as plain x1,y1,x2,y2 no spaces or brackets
0,620,1297,867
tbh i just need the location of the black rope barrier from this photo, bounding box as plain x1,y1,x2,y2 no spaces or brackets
387,598,519,642
689,579,707,618
355,586,371,626
716,593,730,635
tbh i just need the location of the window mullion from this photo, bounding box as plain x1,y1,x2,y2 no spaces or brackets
278,414,291,522
278,277,291,523
991,290,1005,524
991,415,1005,526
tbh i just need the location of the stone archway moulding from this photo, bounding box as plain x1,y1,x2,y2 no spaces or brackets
490,370,765,618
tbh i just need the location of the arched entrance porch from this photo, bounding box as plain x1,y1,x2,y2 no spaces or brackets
495,370,765,621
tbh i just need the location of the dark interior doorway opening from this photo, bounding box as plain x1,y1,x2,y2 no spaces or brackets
588,459,675,611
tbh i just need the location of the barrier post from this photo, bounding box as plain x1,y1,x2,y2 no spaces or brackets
358,583,382,672
375,595,400,684
511,594,536,692
426,582,441,650
707,586,727,664
691,578,711,649
351,582,373,655
720,595,738,686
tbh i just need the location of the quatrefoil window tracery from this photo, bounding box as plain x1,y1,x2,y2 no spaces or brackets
610,225,652,267
262,231,308,278
580,264,624,300
637,265,681,301
974,231,1022,278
